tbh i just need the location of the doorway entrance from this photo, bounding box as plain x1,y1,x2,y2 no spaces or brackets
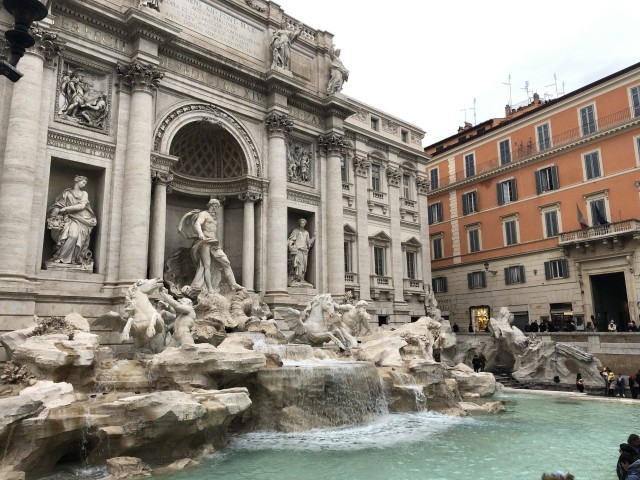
590,272,629,331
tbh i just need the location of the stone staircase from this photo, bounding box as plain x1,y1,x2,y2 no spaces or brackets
493,372,529,389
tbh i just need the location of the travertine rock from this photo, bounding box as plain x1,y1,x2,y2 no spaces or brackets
18,381,75,409
0,324,36,360
106,457,152,479
356,334,407,366
448,363,496,398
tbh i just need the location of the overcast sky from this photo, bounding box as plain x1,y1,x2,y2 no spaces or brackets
276,0,640,147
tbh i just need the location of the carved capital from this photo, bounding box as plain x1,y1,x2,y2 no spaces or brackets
416,177,429,195
318,133,346,156
386,167,401,187
117,62,163,93
265,112,293,137
24,25,64,62
353,156,371,178
153,171,173,185
239,192,262,203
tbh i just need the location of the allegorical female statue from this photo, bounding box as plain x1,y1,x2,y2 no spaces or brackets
46,175,97,266
287,218,315,286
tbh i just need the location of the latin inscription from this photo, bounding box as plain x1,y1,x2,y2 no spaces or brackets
55,17,128,52
162,0,264,60
289,106,324,128
159,57,265,103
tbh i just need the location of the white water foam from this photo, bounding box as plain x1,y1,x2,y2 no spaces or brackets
229,411,473,452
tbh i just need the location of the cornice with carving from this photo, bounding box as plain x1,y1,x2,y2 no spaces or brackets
318,133,346,156
401,220,421,231
150,152,179,172
117,61,163,93
265,112,293,137
154,103,262,176
171,174,268,197
239,191,263,203
47,130,116,159
54,1,129,38
287,188,320,206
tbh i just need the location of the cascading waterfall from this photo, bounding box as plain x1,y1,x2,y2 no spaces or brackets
388,371,427,411
252,360,388,432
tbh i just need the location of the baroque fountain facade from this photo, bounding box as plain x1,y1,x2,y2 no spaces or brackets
0,1,605,478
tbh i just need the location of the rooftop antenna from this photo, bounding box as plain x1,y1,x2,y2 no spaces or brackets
472,98,477,126
545,73,566,99
460,107,468,124
521,81,531,101
502,74,512,107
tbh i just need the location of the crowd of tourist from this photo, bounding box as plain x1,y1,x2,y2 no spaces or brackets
596,367,640,398
524,318,640,332
617,434,640,480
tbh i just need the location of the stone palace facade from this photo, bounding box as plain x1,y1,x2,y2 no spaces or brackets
0,0,430,351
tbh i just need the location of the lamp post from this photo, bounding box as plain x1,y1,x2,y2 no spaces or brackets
0,0,51,82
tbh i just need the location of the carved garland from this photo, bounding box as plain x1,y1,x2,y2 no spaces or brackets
154,103,262,176
353,156,371,178
416,177,429,195
386,167,401,187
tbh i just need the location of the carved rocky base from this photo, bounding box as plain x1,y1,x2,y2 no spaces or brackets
44,260,93,272
288,280,314,288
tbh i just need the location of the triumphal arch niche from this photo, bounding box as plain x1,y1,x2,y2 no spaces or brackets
150,104,267,293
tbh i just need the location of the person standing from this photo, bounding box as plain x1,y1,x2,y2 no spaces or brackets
575,373,585,393
609,320,618,332
472,354,481,373
617,373,626,398
479,353,487,372
452,322,459,333
608,369,617,397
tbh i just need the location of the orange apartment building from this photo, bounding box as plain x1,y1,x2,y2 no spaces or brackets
424,62,640,333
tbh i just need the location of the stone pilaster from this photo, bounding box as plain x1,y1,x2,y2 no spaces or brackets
353,156,372,301
116,62,163,283
264,112,292,296
319,133,346,297
0,27,62,285
416,176,432,287
386,166,405,304
239,192,261,291
148,171,173,279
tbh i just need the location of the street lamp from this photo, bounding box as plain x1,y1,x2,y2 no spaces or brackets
483,261,497,275
0,0,51,82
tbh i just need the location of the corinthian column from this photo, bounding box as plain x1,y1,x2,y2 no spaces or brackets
148,171,173,279
239,192,261,291
319,133,346,297
264,113,292,296
0,27,62,284
116,62,163,284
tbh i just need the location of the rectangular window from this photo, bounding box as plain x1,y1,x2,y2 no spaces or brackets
373,246,385,276
504,265,526,285
371,164,381,191
535,166,559,194
632,86,640,118
537,123,551,151
406,251,417,279
544,210,559,237
468,228,480,253
371,117,379,131
497,179,518,205
504,219,518,246
467,271,486,289
462,190,479,215
432,237,443,260
429,168,439,190
401,130,409,143
464,153,475,177
590,198,608,226
428,202,443,225
403,174,411,199
544,259,569,279
580,104,597,135
340,155,348,183
584,151,601,180
432,276,448,293
499,139,511,165
344,241,352,272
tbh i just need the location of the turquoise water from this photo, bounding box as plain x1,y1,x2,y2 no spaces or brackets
41,391,636,480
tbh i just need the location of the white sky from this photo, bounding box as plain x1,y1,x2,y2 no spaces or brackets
276,0,640,146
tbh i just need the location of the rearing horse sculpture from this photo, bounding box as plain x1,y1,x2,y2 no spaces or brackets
275,293,349,351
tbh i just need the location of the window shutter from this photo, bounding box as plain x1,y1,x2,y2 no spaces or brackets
428,207,433,224
512,179,518,201
504,267,510,285
462,194,469,215
520,265,526,283
497,183,504,205
481,271,486,288
545,212,553,237
551,166,559,189
443,277,448,292
436,203,442,222
535,170,542,194
544,261,552,280
580,108,589,134
473,191,479,212
467,273,473,289
561,259,569,278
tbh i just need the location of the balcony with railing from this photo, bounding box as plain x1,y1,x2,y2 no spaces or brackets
431,107,639,192
345,272,359,285
558,219,640,249
403,278,423,291
370,275,393,289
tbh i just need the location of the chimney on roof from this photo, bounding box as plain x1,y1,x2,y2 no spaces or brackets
533,92,540,104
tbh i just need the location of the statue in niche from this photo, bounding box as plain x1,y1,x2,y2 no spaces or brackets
178,198,245,294
139,0,162,10
270,23,302,70
326,44,349,95
58,67,109,129
287,218,315,286
46,175,97,267
287,143,312,184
